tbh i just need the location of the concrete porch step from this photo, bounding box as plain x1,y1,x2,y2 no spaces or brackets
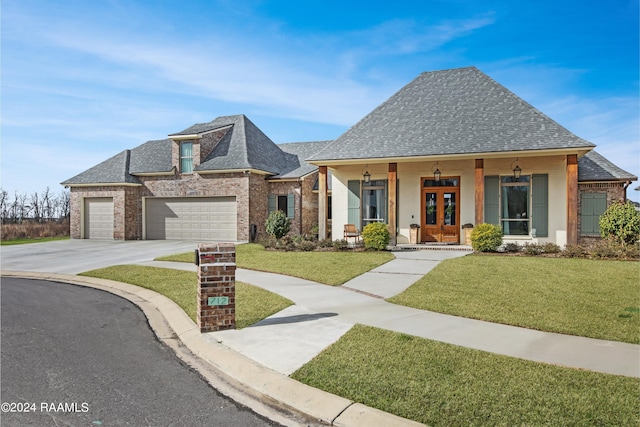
390,244,473,251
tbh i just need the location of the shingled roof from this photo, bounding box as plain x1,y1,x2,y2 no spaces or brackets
578,150,637,182
309,66,595,162
62,150,141,186
62,115,326,185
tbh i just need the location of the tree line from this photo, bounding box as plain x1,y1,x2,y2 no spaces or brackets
0,187,70,224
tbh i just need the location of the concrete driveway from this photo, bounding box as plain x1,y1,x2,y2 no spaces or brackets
1,239,200,274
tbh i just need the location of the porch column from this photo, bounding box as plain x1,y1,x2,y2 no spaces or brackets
475,159,484,225
567,154,578,245
318,166,328,240
388,163,397,246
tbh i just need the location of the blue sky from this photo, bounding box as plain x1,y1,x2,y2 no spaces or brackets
2,0,639,201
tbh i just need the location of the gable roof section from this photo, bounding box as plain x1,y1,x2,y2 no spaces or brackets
62,150,141,186
309,67,595,162
273,141,332,179
578,150,637,182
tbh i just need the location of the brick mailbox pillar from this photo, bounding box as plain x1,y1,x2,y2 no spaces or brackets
197,243,236,333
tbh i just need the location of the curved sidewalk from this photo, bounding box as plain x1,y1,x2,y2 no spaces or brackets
142,250,640,378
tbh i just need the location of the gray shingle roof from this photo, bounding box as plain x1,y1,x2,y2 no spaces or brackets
62,115,327,185
578,151,637,182
61,150,141,186
274,141,332,179
309,67,595,162
129,139,173,174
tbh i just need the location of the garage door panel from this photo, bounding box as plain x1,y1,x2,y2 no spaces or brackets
145,197,237,240
84,198,114,240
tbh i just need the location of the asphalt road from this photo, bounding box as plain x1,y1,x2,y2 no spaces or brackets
0,277,280,427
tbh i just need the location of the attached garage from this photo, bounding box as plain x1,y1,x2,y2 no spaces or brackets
84,197,114,239
145,197,237,240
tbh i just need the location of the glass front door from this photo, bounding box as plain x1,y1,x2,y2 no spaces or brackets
421,182,460,243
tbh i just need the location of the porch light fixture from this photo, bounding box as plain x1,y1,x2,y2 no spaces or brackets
432,161,441,182
511,158,522,181
363,165,371,184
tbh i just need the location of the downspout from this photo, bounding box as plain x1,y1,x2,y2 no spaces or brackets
299,177,303,234
623,181,631,202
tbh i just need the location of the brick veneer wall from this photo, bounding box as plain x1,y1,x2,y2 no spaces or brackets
577,181,627,245
265,173,318,236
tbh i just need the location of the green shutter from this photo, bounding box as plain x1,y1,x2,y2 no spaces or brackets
581,193,606,235
347,180,361,230
287,194,295,218
484,176,499,225
532,174,548,237
268,194,276,214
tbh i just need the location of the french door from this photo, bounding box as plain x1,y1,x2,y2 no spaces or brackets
421,186,460,243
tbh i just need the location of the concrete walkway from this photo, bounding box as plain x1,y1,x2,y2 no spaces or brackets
141,250,640,378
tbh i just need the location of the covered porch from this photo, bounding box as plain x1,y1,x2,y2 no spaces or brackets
316,154,579,247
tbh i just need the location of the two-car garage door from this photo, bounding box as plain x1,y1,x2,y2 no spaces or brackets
145,197,237,240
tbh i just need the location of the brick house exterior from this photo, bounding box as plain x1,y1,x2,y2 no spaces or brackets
63,115,328,241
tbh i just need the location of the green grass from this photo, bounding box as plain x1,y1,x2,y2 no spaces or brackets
388,255,640,344
157,243,395,286
292,325,640,426
80,265,292,329
1,236,69,245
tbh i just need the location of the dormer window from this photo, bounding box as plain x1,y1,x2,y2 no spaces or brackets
180,141,194,173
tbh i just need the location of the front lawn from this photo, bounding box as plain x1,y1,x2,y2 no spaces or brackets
388,255,640,344
1,236,69,246
80,265,292,329
292,325,639,426
157,243,395,286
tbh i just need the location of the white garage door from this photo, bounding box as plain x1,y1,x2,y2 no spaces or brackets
84,197,114,239
145,197,237,240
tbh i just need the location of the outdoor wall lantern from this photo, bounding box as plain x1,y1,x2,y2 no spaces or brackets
511,158,522,181
432,161,441,182
363,165,371,184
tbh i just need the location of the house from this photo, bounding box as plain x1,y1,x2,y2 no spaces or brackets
307,67,637,246
62,114,330,240
63,67,636,245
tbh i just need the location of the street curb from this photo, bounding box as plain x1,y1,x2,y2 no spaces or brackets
2,271,425,427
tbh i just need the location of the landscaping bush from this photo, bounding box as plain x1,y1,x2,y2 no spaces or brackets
562,244,588,258
523,243,544,255
599,201,640,245
470,223,503,252
542,242,561,254
332,239,350,251
265,210,290,239
361,222,390,250
503,242,520,253
591,238,627,259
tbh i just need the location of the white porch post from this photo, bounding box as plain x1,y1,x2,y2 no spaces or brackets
388,163,397,246
318,166,328,240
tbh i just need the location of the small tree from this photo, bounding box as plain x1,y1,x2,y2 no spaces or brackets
362,222,390,250
599,201,640,245
470,223,503,252
265,210,290,239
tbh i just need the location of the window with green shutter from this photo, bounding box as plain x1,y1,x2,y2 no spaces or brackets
580,193,607,235
268,194,295,219
484,176,499,225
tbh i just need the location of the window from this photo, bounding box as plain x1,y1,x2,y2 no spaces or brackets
580,193,606,235
180,141,194,173
347,180,388,230
485,174,548,237
501,176,530,235
268,194,294,218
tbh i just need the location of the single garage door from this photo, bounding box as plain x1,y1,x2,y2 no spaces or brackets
84,197,114,239
145,197,237,240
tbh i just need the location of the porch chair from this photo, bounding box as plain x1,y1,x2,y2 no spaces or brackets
343,224,361,243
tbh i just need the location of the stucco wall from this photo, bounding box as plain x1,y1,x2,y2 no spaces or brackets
330,155,569,245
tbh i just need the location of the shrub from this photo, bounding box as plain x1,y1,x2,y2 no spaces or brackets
265,210,291,239
361,222,390,250
591,238,626,259
332,239,350,251
542,242,561,254
297,240,317,252
470,223,503,252
599,201,640,245
562,244,587,258
503,242,520,253
318,239,334,249
523,243,544,255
